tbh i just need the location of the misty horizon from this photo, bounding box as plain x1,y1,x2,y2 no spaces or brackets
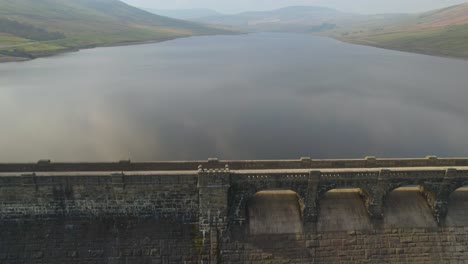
122,0,468,14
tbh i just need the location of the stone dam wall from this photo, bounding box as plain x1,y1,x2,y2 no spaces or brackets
0,157,467,263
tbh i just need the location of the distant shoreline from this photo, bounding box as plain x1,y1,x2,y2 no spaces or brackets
2,32,466,64
332,36,468,61
0,33,242,64
0,37,183,63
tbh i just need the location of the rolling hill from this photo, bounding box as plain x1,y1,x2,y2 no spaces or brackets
144,8,223,20
331,3,468,58
194,6,351,32
0,0,232,62
191,3,468,59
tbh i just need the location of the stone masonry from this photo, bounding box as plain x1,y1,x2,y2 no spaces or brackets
0,157,467,263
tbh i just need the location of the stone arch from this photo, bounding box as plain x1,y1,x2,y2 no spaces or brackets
247,190,304,234
360,179,436,221
317,182,388,221
227,180,310,230
379,179,429,198
317,188,372,231
317,183,338,198
383,186,438,228
443,181,468,199
445,185,468,227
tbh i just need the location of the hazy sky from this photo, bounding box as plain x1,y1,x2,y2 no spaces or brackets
123,0,468,14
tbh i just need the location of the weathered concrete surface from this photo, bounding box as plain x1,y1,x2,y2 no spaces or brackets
446,187,468,226
383,187,438,228
317,189,372,231
315,188,445,231
220,228,468,263
223,188,467,263
248,190,303,234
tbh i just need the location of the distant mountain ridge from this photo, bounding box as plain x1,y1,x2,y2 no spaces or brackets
192,3,468,58
238,6,339,16
194,6,349,32
1,1,467,61
144,8,223,20
0,0,232,62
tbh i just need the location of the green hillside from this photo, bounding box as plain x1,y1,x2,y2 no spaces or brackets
332,3,468,58
0,18,64,41
145,8,222,20
0,0,232,61
346,25,468,58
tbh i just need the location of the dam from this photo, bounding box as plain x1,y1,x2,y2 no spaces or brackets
0,156,467,263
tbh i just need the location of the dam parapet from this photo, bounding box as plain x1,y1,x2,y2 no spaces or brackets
2,156,468,172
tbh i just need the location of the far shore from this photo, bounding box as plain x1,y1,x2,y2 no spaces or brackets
0,33,242,64
0,38,179,63
2,32,466,64
329,35,468,61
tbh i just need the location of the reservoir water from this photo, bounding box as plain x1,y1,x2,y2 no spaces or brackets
1,33,468,161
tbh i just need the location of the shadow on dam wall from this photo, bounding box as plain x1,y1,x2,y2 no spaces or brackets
317,187,468,231
248,187,468,234
249,188,442,234
446,187,468,226
232,188,468,263
244,191,310,260
248,190,303,235
317,189,373,231
383,187,438,228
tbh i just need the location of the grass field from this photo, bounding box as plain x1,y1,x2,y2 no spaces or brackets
0,34,30,47
345,25,468,58
326,3,468,59
0,0,233,61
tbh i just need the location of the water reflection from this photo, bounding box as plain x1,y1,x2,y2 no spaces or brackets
1,33,468,161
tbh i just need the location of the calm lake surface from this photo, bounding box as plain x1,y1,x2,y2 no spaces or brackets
1,33,468,162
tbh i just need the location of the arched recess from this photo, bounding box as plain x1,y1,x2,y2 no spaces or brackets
317,179,443,223
227,181,310,231
317,188,372,232
445,186,468,227
358,179,437,222
248,190,304,234
317,183,387,221
383,186,437,228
